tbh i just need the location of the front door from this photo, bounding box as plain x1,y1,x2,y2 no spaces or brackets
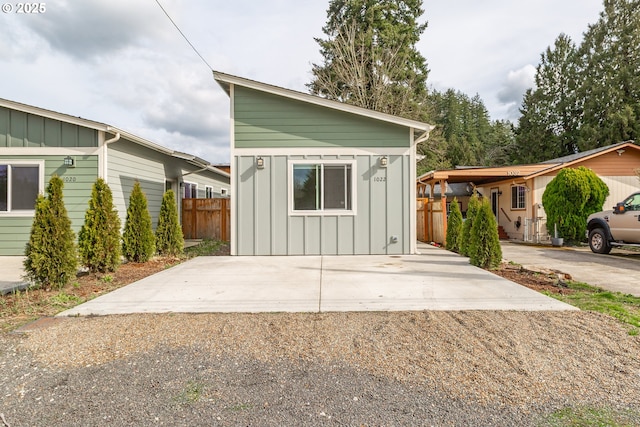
491,188,499,221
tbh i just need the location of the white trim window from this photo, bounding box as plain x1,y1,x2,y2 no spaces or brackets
221,188,228,196
289,160,356,215
205,186,214,198
511,185,526,210
0,160,44,215
183,181,197,199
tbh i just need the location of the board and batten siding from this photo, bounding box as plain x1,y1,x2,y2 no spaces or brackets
0,106,98,148
234,86,410,149
232,85,414,255
234,153,411,255
0,155,97,255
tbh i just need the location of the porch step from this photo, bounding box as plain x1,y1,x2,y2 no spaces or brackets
498,226,510,240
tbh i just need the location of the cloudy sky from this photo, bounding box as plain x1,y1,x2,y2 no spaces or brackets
1,0,603,164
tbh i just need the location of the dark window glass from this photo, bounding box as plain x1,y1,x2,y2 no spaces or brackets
12,166,39,210
0,165,7,211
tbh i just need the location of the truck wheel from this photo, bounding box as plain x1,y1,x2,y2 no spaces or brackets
589,228,612,254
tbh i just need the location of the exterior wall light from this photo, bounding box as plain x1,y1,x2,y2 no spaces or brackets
63,156,75,167
256,156,264,169
379,156,388,167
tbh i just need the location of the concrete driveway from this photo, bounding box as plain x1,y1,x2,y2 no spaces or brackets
58,243,575,316
500,242,640,296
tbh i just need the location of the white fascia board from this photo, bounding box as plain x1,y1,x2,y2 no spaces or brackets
212,71,435,134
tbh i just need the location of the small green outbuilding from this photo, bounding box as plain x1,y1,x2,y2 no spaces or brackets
214,72,434,256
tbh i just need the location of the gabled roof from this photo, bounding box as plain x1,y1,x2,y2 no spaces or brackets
213,71,435,136
0,98,229,179
417,140,640,186
541,141,636,164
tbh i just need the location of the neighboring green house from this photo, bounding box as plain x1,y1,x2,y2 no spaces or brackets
0,98,230,255
213,72,434,256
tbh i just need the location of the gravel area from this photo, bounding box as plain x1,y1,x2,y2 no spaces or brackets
1,311,640,426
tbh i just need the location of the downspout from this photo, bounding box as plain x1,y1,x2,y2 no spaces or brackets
101,132,120,182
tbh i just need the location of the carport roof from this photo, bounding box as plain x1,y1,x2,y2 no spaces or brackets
417,140,640,186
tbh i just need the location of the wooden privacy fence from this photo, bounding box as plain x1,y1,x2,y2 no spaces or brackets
182,198,230,241
416,198,446,244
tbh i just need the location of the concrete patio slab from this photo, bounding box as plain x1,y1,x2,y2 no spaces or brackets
58,244,576,316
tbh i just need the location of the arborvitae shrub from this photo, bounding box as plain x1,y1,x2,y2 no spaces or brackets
24,175,77,289
155,190,184,256
460,193,480,257
445,197,463,253
542,166,609,241
469,198,503,269
122,181,155,262
78,178,121,272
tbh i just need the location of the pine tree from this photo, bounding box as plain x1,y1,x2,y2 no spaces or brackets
78,178,121,272
445,198,463,253
155,190,184,256
24,175,77,289
459,193,480,257
122,181,155,262
469,198,502,270
309,0,429,120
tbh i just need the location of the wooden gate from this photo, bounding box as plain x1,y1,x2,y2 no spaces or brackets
182,198,230,241
416,198,446,244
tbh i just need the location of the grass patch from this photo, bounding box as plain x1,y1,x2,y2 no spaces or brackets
174,380,206,405
185,239,227,257
540,405,640,426
544,281,640,331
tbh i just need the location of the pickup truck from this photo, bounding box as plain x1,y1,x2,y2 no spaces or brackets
586,191,640,254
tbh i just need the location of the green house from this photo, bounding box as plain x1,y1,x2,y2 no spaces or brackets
0,98,230,255
214,72,434,256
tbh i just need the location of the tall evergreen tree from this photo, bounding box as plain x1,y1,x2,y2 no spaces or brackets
122,181,155,262
515,34,580,163
78,178,121,273
155,190,184,256
309,0,430,120
576,0,640,149
515,0,640,161
24,176,77,289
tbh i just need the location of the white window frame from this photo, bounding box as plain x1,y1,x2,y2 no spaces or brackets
220,188,228,196
183,181,198,199
288,159,357,216
511,185,526,210
0,160,45,217
205,185,214,199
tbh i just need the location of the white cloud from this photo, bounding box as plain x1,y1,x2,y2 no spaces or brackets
496,64,536,118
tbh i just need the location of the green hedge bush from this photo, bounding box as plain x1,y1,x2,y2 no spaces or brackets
469,198,502,269
122,181,155,262
78,178,121,273
542,166,609,241
24,176,77,289
155,190,184,256
445,197,463,253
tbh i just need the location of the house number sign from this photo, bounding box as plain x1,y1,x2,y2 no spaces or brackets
62,176,77,183
374,177,387,182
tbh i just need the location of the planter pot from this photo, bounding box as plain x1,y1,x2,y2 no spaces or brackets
551,237,564,247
